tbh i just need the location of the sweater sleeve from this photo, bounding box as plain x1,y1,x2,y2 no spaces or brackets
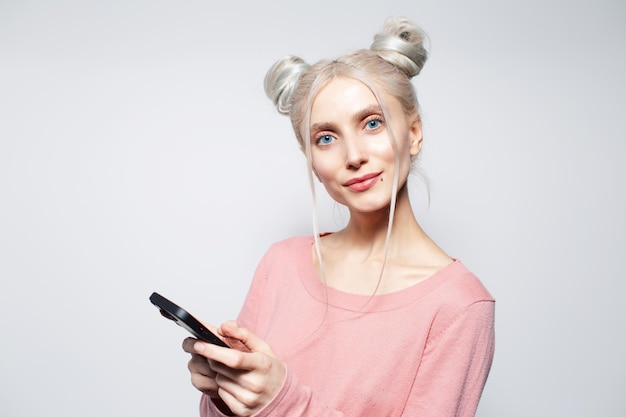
405,300,495,417
200,368,345,417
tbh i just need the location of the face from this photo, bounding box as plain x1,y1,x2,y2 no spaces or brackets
307,77,422,213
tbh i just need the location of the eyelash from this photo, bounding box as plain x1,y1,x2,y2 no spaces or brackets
364,116,384,130
314,134,335,146
312,115,385,146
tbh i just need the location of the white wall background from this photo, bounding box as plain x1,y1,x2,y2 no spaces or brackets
1,1,624,416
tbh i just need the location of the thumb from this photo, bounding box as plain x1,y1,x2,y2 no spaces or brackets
219,321,274,356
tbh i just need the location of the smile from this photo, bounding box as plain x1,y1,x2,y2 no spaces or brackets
343,172,382,192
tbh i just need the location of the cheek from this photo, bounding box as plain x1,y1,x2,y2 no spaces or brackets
381,136,414,182
380,143,397,163
311,161,334,184
311,149,341,183
369,138,397,166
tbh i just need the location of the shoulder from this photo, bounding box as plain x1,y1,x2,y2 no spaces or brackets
244,236,314,306
424,261,495,337
268,235,313,250
256,235,313,270
435,260,494,305
264,235,313,257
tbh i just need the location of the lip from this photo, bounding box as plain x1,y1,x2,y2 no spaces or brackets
343,172,382,192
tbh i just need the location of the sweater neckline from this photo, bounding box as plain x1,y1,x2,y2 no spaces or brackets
295,235,463,312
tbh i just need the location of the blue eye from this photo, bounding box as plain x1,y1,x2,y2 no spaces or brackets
366,119,381,129
317,135,335,145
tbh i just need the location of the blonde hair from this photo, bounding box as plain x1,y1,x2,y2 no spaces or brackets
265,17,427,143
264,17,429,302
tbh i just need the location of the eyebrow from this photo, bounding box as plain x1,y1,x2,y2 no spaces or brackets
310,104,383,134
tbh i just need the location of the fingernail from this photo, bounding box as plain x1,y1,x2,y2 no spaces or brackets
194,342,204,353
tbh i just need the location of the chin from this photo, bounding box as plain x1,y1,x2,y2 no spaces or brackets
345,199,393,214
327,188,395,214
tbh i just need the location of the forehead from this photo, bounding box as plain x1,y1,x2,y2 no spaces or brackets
311,78,376,116
309,77,401,124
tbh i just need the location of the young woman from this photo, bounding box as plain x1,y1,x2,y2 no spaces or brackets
183,17,495,417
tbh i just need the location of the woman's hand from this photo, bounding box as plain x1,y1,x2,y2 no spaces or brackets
182,322,225,400
183,321,286,417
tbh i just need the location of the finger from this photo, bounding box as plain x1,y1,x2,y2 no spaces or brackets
185,353,220,397
210,353,282,397
214,367,282,416
188,354,215,377
215,375,259,417
182,337,199,354
190,371,220,397
217,385,245,416
220,321,274,356
193,326,278,374
194,340,245,368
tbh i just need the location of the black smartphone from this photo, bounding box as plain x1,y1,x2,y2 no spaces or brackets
149,292,229,348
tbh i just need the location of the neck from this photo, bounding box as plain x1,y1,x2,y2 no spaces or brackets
338,185,423,254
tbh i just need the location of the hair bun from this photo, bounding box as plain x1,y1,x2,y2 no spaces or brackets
370,17,429,78
264,55,310,115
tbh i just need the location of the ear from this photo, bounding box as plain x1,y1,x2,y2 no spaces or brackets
408,116,423,157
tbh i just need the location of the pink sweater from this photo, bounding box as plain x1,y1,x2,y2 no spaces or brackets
201,236,495,416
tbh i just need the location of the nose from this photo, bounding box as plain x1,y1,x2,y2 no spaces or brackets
344,136,368,169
